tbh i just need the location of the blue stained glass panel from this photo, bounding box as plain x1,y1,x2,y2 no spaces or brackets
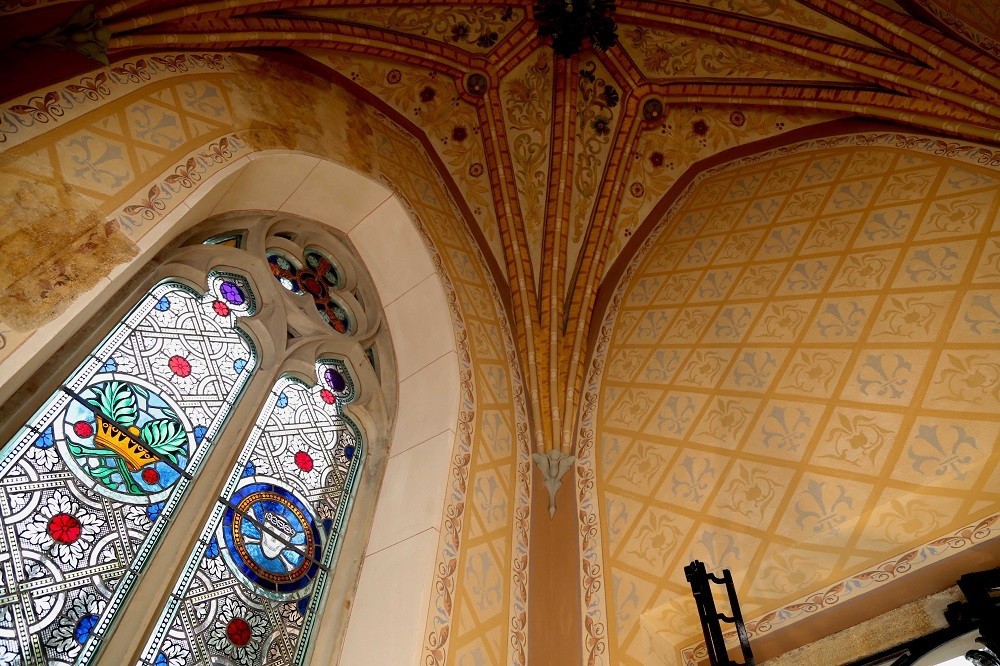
0,276,258,665
139,360,361,666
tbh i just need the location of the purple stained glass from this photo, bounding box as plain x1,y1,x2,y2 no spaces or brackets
220,281,246,305
324,368,346,393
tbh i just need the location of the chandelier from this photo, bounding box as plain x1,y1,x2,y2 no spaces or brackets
534,0,619,58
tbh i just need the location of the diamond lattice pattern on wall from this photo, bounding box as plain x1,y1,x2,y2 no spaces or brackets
595,144,1000,664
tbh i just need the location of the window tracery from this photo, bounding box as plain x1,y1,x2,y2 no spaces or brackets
140,361,361,666
0,212,390,665
0,274,258,664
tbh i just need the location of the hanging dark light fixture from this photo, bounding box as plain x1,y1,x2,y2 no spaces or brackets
534,0,619,58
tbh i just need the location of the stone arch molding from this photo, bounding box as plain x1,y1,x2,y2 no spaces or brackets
0,151,463,665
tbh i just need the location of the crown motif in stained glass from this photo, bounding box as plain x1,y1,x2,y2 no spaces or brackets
94,416,159,471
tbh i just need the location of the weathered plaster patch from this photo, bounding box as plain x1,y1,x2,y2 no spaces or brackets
0,177,135,330
230,55,325,139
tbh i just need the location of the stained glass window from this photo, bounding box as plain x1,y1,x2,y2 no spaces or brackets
204,233,244,248
139,360,361,666
267,252,305,294
0,273,259,664
267,247,352,334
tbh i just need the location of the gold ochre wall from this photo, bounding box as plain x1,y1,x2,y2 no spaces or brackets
0,53,530,665
577,134,1000,665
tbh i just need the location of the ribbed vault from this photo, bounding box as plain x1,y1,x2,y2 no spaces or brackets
3,0,998,461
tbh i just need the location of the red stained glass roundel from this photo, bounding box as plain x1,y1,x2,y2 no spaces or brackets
268,248,351,334
168,355,192,377
226,618,251,646
48,513,82,544
293,451,313,472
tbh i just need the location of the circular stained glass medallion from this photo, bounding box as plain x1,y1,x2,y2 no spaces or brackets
266,251,304,294
56,374,192,504
220,480,322,598
303,248,342,289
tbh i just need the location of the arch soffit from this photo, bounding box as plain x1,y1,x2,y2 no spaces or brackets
0,150,466,663
0,150,463,426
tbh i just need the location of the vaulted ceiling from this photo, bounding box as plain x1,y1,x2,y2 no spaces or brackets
3,0,997,459
2,2,1000,664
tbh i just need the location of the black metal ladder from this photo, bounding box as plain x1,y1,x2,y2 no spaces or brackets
685,559,755,666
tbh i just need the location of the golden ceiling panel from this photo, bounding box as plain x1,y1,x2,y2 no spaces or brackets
567,56,628,297
586,139,1000,664
604,107,839,275
309,52,506,274
670,0,890,51
286,5,526,53
499,50,554,291
618,25,853,83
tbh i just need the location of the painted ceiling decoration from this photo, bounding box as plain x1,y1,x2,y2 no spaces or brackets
579,133,1000,663
5,0,998,480
1,0,999,664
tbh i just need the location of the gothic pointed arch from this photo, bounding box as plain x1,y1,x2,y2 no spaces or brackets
0,211,393,665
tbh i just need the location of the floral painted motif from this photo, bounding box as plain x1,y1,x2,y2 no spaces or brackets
695,398,754,444
312,5,524,52
581,138,1000,665
622,24,829,80
905,423,979,482
754,302,809,339
874,499,948,546
855,353,914,401
501,51,553,275
792,479,855,538
833,252,892,290
677,350,729,386
718,465,781,520
759,406,812,453
654,393,699,436
625,509,684,571
669,455,717,507
781,351,844,395
932,352,1000,406
921,198,985,236
875,295,941,338
571,59,622,252
904,245,964,284
754,552,829,599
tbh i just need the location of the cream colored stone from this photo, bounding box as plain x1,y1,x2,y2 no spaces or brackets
340,528,441,666
183,159,247,222
365,429,455,555
211,153,320,213
384,273,455,381
392,351,461,455
282,158,392,233
350,197,435,305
